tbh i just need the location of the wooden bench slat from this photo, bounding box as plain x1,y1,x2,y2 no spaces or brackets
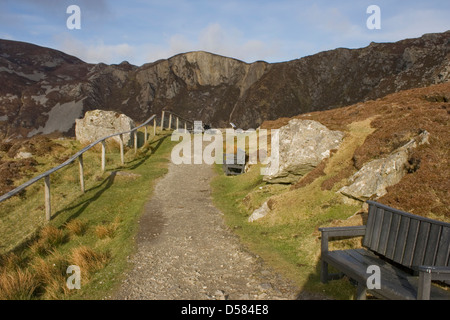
378,209,393,255
385,212,401,260
370,208,384,250
393,215,410,264
435,227,450,267
363,204,377,247
325,249,450,300
402,219,420,267
423,224,442,266
412,221,432,267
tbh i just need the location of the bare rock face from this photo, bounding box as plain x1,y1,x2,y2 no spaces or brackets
339,130,430,201
263,119,344,184
0,31,449,140
248,201,271,222
75,110,135,146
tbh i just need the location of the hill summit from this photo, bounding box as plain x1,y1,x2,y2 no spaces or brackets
0,31,449,140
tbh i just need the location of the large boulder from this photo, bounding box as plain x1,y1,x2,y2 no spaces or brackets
75,110,135,146
263,119,344,184
339,130,430,201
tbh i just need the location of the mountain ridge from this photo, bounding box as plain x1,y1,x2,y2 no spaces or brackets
0,30,449,140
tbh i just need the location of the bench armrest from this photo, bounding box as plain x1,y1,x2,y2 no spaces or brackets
417,266,450,300
319,226,366,253
319,225,366,238
418,266,450,280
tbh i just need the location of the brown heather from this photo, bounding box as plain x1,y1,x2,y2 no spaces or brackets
261,82,450,219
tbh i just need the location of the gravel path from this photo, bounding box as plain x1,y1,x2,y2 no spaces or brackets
113,149,301,300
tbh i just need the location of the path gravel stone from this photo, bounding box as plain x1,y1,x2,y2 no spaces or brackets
112,148,301,300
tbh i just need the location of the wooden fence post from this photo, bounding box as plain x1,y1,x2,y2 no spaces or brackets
153,118,156,136
161,111,165,130
134,130,138,154
184,121,187,132
44,175,51,221
168,114,172,130
176,117,179,131
119,134,124,165
101,140,106,172
78,154,85,193
144,126,148,144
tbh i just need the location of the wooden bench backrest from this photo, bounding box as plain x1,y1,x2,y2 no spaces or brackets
363,201,450,270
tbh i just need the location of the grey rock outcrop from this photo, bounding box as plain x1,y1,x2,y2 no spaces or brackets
339,130,430,201
263,119,344,184
248,201,271,222
75,110,135,146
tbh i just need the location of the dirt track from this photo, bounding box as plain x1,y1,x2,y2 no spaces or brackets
112,150,301,300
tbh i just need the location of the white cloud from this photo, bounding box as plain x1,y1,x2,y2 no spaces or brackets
144,23,280,64
374,8,450,42
54,34,136,64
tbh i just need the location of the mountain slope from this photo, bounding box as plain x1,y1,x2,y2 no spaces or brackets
261,81,450,218
0,31,449,140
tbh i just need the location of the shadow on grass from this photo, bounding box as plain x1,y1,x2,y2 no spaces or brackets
52,134,170,222
127,134,170,171
52,171,117,222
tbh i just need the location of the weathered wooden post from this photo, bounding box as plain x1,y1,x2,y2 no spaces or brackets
44,175,51,221
168,113,172,130
184,121,187,132
176,117,179,131
144,126,148,144
153,118,156,136
161,111,165,130
101,140,106,172
134,130,138,154
119,134,124,165
78,154,85,193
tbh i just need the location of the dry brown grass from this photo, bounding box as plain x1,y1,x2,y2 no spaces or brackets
0,252,23,271
29,225,67,256
0,268,40,300
69,246,110,276
65,219,87,237
31,253,71,299
94,218,120,239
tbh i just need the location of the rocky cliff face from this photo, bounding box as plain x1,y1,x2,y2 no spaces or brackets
0,31,449,139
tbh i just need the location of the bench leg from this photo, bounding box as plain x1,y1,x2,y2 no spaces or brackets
320,260,329,283
356,283,367,300
417,271,431,300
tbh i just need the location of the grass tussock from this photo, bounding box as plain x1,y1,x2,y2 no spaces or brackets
29,225,67,256
95,218,120,239
0,268,40,300
65,219,87,237
69,246,110,275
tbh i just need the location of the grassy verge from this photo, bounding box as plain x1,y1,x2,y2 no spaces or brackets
0,131,175,299
210,120,376,300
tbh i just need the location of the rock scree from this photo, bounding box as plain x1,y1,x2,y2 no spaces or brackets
112,147,303,300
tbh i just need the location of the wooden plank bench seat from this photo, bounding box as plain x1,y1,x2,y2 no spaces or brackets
319,200,450,300
222,149,246,176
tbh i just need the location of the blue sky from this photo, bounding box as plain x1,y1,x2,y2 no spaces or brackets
1,0,449,65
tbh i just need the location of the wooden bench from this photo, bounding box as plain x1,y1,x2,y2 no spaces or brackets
222,149,246,176
319,200,450,300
